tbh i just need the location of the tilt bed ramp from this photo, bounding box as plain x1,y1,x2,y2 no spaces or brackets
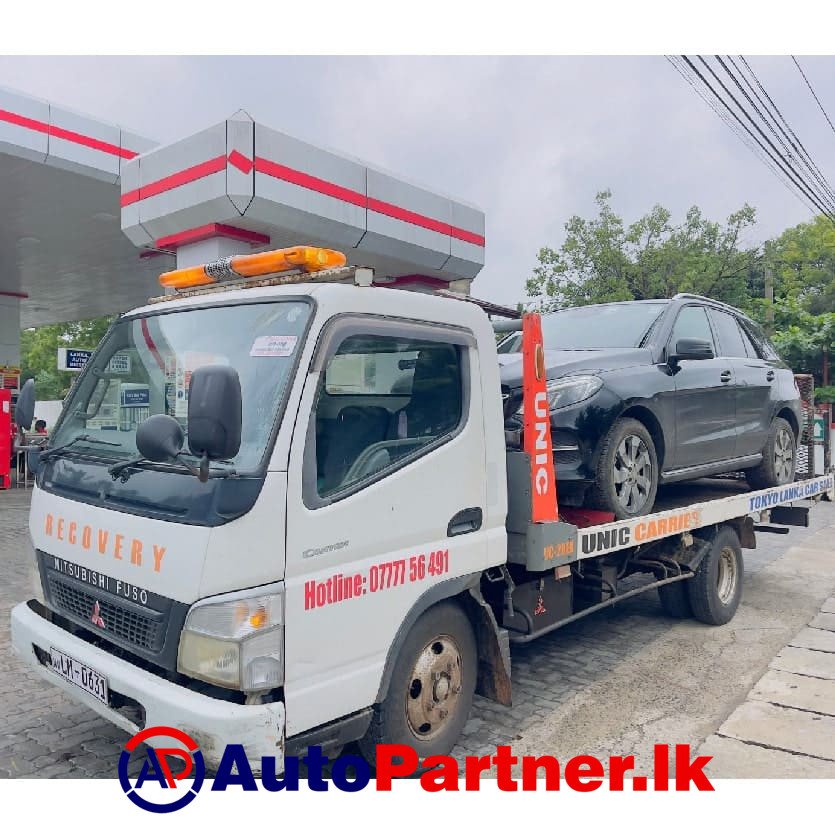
477,312,834,649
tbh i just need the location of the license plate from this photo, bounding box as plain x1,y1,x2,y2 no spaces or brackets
49,648,109,705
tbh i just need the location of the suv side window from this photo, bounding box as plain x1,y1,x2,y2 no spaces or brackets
313,333,465,499
708,309,748,358
669,305,715,353
741,320,779,360
736,320,759,358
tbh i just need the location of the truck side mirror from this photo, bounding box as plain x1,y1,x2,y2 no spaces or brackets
15,379,35,430
136,414,185,462
670,338,714,363
187,365,242,461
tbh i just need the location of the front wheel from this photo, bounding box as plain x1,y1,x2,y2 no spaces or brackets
358,601,477,768
588,418,659,520
687,526,743,625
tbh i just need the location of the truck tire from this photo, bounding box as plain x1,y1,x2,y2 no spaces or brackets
658,580,693,619
687,526,743,626
358,600,476,769
746,417,796,490
588,418,659,520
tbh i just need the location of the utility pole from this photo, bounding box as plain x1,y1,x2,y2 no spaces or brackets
764,243,775,337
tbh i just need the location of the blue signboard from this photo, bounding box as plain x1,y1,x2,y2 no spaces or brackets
57,348,93,371
120,388,150,407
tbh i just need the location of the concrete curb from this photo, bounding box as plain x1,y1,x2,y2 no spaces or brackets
698,589,835,776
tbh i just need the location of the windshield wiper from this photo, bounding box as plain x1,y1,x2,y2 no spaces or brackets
108,455,236,483
39,434,123,463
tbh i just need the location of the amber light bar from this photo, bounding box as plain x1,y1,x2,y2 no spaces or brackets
159,246,348,289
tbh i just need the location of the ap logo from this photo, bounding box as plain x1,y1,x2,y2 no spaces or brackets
119,726,205,813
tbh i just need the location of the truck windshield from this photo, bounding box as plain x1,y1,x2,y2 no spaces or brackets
49,299,312,473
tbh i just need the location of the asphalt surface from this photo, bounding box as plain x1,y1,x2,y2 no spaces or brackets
1,487,834,778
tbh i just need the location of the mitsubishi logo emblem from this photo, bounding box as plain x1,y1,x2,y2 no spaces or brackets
91,601,106,629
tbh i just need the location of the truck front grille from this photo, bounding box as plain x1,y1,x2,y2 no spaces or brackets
46,574,165,652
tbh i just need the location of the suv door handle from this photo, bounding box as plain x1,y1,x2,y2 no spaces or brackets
720,370,732,383
766,370,776,382
447,507,483,537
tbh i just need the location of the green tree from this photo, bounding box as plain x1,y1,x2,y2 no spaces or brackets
527,190,759,310
754,217,835,384
771,215,835,314
20,316,116,400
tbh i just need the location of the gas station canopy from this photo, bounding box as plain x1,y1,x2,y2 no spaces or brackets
0,87,163,328
0,85,486,332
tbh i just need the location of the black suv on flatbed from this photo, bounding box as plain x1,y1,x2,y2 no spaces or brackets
499,294,802,519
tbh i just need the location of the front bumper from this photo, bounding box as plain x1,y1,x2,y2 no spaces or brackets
11,600,284,772
505,385,624,502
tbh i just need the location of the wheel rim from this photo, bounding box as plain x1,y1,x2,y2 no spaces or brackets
404,635,464,741
716,546,738,604
774,427,794,483
613,434,653,513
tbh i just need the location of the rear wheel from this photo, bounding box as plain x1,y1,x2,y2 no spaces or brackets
589,418,659,520
746,417,796,489
358,601,476,768
687,526,743,625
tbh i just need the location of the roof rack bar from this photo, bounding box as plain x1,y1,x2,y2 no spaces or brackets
671,293,754,320
434,289,521,320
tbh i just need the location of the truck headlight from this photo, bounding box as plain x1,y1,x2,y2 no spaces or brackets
178,586,284,692
517,375,603,414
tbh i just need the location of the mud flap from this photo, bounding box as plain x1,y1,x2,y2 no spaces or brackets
467,586,512,707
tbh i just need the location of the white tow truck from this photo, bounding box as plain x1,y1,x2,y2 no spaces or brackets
10,246,834,771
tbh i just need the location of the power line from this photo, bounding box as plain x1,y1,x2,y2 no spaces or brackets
735,56,835,201
682,55,835,222
696,55,835,219
716,56,835,214
792,56,835,138
666,56,817,216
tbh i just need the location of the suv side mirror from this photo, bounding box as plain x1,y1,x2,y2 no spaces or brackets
671,338,714,362
187,365,242,461
15,378,35,430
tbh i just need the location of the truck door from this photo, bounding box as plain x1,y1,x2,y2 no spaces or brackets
283,316,489,738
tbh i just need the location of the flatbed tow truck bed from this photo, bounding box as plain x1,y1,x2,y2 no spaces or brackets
496,455,834,644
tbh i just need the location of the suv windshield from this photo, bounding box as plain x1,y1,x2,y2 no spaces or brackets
498,302,666,352
50,299,312,473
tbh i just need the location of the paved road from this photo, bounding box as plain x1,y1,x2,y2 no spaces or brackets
1,488,833,778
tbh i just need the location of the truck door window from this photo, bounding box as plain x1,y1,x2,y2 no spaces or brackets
314,334,464,499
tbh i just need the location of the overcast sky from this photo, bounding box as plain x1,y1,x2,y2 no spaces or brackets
1,55,833,306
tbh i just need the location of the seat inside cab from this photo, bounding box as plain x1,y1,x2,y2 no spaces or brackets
315,341,462,497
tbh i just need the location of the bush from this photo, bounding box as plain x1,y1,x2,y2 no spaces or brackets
814,386,835,405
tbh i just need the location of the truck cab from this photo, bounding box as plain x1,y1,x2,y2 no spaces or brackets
11,249,509,768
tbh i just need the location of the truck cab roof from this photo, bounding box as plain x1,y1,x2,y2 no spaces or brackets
126,278,495,336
